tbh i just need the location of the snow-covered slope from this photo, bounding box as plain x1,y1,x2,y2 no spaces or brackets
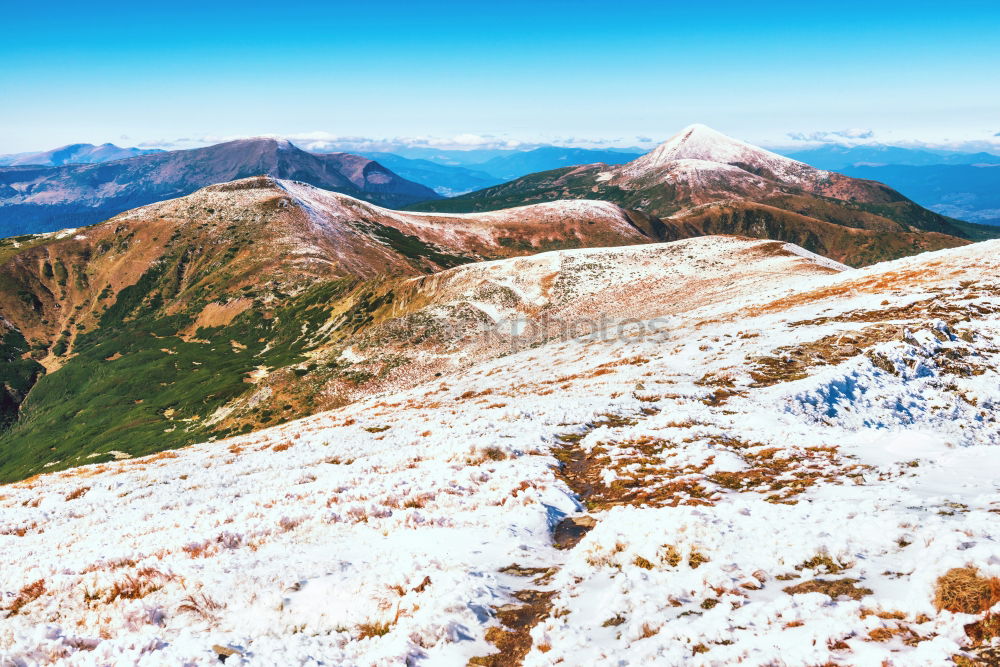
265,236,844,411
276,179,658,261
3,239,1000,665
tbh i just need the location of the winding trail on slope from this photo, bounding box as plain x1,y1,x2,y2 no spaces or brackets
469,408,660,666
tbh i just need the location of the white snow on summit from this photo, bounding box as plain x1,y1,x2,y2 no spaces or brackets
619,123,825,185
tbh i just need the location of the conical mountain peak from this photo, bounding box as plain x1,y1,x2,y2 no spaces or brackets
622,123,816,182
638,124,779,167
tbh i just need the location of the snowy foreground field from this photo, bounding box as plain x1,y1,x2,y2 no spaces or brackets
3,237,1000,666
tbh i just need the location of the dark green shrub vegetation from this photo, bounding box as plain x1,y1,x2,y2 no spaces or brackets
0,269,365,482
0,329,45,430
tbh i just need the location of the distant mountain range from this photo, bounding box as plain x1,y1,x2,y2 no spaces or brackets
839,163,1000,226
411,124,1000,266
0,143,163,166
6,139,999,225
0,139,439,236
466,147,643,181
349,145,643,167
349,143,1000,223
780,144,1000,170
774,146,1000,225
349,146,642,195
356,152,502,196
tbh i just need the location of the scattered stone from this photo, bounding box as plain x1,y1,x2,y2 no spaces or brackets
212,644,242,663
552,515,597,549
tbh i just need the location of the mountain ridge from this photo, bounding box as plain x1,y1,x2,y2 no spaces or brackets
411,124,1000,266
0,143,164,167
0,176,668,480
780,144,1000,170
0,139,442,237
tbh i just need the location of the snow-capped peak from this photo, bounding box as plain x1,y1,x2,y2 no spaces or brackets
228,136,295,150
622,123,820,182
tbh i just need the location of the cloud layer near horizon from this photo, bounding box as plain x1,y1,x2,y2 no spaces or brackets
132,132,655,153
6,127,999,158
786,128,876,143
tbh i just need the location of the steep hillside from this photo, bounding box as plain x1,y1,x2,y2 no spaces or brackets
225,236,842,428
0,178,663,481
412,124,1000,266
3,239,999,665
0,139,440,236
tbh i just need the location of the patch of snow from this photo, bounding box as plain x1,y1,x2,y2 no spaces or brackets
2,238,999,665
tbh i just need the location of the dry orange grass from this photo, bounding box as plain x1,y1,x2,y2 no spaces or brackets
0,521,37,537
783,578,872,600
934,567,1000,615
104,568,170,604
639,623,660,638
144,451,179,463
357,620,393,639
65,486,90,501
934,567,1000,646
6,579,45,615
181,540,213,558
81,557,138,573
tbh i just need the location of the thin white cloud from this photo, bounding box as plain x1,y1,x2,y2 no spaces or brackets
133,131,647,153
786,128,876,143
128,129,1000,156
292,133,532,152
768,133,1000,154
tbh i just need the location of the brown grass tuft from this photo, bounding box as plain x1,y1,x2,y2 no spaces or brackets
278,516,304,532
104,568,170,603
466,446,509,465
177,592,224,619
934,567,1000,615
934,567,1000,646
640,622,660,638
633,556,654,570
784,578,872,600
483,446,508,461
182,540,213,558
65,486,90,501
796,553,850,574
358,620,393,639
6,579,46,615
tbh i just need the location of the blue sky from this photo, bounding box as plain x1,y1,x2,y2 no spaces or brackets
2,0,999,153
